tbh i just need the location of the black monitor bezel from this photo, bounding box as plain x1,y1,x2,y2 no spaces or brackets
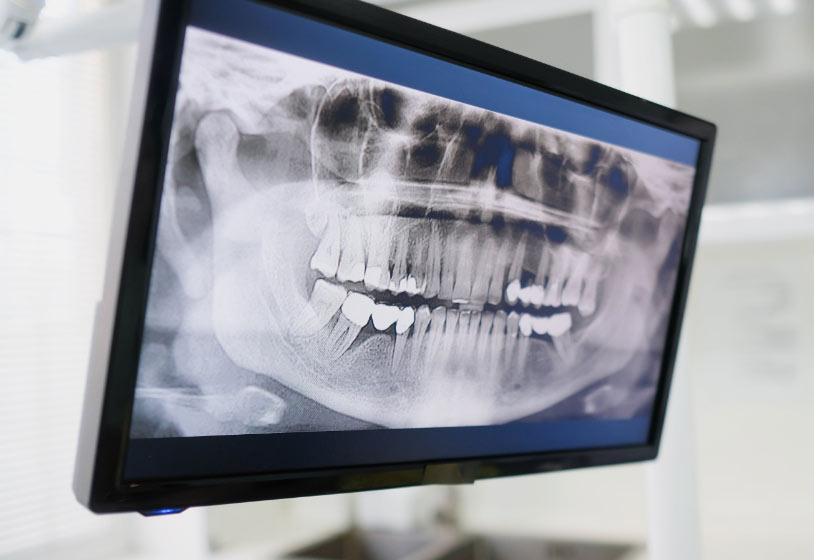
80,0,715,513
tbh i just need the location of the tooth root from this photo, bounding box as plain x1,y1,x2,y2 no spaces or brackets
579,277,599,316
392,331,409,372
507,231,528,283
488,236,511,305
452,231,474,302
536,245,552,290
366,216,391,291
340,292,374,327
325,313,363,359
290,279,347,337
454,310,472,370
439,309,459,371
425,307,448,367
490,310,507,378
372,303,401,331
439,226,456,300
425,222,442,298
476,311,494,367
504,311,520,371
552,330,575,364
470,236,494,305
548,312,573,337
310,214,340,278
409,305,432,369
336,216,367,283
461,311,480,373
515,334,531,373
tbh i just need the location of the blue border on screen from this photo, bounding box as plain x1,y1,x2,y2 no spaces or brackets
188,0,700,167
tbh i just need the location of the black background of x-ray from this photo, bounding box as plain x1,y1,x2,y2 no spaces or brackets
73,0,716,514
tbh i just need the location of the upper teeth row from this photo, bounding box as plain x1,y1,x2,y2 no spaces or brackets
308,213,599,315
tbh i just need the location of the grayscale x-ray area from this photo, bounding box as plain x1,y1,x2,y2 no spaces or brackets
3,0,813,559
130,27,693,437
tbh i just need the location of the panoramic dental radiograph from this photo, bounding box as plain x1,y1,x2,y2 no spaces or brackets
130,28,695,437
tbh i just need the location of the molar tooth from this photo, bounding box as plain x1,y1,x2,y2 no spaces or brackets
397,277,409,294
548,312,573,337
340,292,375,327
325,314,363,360
519,313,533,337
396,306,415,334
409,305,432,369
488,236,511,305
505,279,521,305
532,316,550,335
405,276,420,295
425,222,443,298
364,266,383,291
372,303,400,331
518,286,533,307
579,276,599,316
529,285,544,307
291,279,347,337
336,217,366,283
310,214,340,278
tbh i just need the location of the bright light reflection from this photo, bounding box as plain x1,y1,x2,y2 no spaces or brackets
722,0,757,21
680,0,717,27
769,0,797,15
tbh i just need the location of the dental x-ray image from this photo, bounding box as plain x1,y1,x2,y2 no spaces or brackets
129,27,695,437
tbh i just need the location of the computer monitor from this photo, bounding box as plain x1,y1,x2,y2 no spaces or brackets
74,0,715,514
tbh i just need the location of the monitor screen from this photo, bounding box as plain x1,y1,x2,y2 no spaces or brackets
75,0,714,513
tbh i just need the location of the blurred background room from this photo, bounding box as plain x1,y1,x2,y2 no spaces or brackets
1,0,812,558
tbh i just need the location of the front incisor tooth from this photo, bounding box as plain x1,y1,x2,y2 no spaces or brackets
452,231,474,302
340,292,375,327
371,303,400,331
310,214,340,278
